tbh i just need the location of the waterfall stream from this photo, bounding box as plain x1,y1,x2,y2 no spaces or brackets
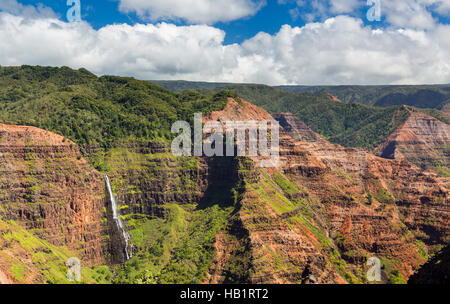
105,175,132,261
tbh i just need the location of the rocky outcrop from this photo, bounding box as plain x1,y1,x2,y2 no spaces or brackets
325,92,341,103
1,98,448,284
202,104,449,283
0,269,11,284
273,113,323,142
0,123,106,265
374,109,450,174
442,103,450,116
276,113,449,280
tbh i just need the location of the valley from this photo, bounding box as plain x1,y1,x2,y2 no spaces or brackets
0,66,448,284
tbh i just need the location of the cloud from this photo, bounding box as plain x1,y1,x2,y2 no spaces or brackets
329,0,362,14
117,0,265,24
279,0,363,22
0,13,241,80
433,0,450,15
382,0,437,30
280,0,449,29
0,0,56,19
1,11,449,86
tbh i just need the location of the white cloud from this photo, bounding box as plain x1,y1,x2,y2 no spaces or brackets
382,0,437,30
329,0,362,14
0,0,56,19
0,8,450,85
280,0,450,30
0,13,242,80
117,0,265,24
2,12,450,85
433,0,450,15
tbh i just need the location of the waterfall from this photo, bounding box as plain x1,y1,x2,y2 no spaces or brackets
105,175,132,261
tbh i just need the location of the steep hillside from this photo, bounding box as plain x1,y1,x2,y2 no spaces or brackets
0,67,448,284
0,123,112,283
153,81,450,154
153,80,450,109
0,98,448,284
200,104,449,284
0,66,229,170
409,244,450,284
277,85,450,109
0,123,106,264
374,107,450,176
151,81,413,150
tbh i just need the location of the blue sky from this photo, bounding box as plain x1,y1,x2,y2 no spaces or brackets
15,0,449,43
14,0,326,44
1,0,450,85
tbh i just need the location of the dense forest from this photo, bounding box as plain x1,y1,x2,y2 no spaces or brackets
276,85,450,109
0,66,447,158
152,80,450,109
153,81,412,149
0,66,232,168
153,81,450,150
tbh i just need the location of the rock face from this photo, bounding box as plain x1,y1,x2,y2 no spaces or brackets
443,104,450,115
202,106,449,284
0,123,106,265
0,99,448,284
0,269,11,284
374,108,450,175
273,113,323,142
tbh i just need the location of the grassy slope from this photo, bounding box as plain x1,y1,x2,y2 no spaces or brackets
0,219,111,284
153,81,450,150
107,150,242,284
152,80,450,109
0,66,229,169
0,66,232,283
153,82,410,150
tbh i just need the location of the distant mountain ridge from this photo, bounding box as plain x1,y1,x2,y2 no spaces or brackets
152,80,450,110
277,85,450,109
374,107,450,175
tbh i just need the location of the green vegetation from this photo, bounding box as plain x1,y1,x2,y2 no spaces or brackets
0,219,111,284
277,84,450,109
107,152,243,284
113,197,234,284
374,188,395,205
152,82,414,150
415,239,429,261
434,165,450,177
0,66,229,170
389,269,407,284
222,85,413,150
378,257,406,285
154,81,450,150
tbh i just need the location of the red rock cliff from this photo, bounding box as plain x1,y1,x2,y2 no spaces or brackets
0,123,106,265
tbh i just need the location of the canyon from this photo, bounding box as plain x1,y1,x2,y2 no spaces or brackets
0,95,448,284
374,107,450,176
